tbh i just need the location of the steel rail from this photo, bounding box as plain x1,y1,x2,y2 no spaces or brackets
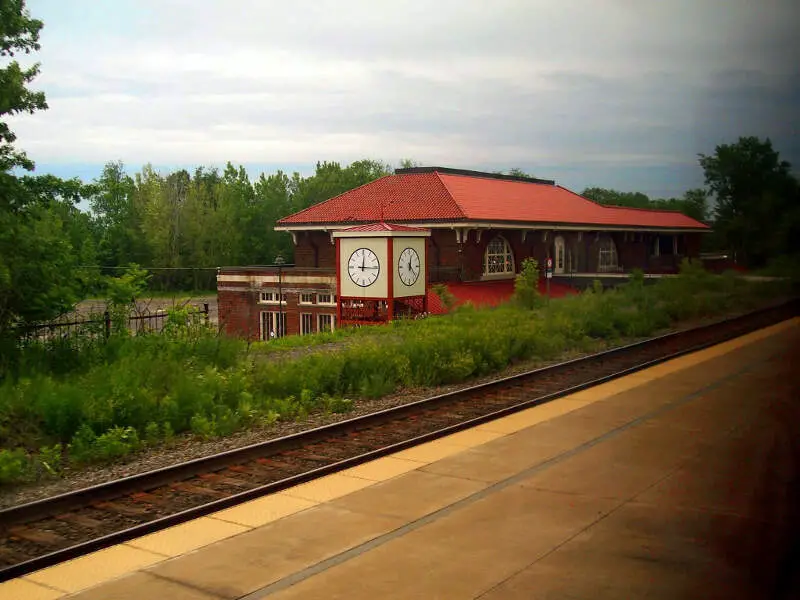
0,299,796,582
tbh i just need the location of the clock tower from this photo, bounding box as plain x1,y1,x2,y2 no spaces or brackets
332,223,430,326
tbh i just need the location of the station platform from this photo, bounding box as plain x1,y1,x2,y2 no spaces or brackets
4,318,799,600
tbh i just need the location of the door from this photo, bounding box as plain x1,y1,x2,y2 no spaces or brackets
260,311,287,340
554,236,566,274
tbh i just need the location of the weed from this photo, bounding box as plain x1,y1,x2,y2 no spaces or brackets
0,448,28,484
37,443,63,478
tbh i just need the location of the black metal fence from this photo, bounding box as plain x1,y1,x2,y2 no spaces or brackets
14,304,210,343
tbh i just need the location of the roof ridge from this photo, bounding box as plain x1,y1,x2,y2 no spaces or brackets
433,171,468,220
602,203,685,215
276,173,394,224
398,166,556,186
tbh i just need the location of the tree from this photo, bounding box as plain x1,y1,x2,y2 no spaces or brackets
0,177,95,336
507,168,535,179
581,186,708,223
581,187,652,209
699,137,799,266
399,158,421,169
90,161,148,268
0,1,96,338
677,188,708,223
0,0,46,176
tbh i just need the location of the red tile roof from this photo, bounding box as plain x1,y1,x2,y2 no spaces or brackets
277,171,709,230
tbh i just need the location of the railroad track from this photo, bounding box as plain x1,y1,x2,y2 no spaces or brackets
0,300,796,582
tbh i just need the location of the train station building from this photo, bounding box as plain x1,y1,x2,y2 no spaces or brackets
217,167,709,340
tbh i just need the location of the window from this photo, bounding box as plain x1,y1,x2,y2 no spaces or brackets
554,236,565,273
299,293,314,305
484,236,515,276
300,313,314,335
317,293,336,305
318,313,335,333
597,237,619,272
260,311,287,340
657,234,675,256
259,291,287,304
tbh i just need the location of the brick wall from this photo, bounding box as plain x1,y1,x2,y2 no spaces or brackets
217,267,336,341
294,232,336,269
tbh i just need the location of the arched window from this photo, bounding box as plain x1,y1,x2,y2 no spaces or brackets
484,235,515,276
597,236,618,272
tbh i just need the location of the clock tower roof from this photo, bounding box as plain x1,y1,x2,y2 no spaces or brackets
340,222,429,233
333,222,431,238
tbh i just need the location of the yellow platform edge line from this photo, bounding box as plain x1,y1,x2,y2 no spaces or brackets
7,316,795,599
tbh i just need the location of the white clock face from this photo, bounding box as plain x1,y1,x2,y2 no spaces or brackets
398,247,421,286
348,248,380,287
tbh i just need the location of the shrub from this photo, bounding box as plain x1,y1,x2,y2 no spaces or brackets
144,422,161,445
92,427,140,463
513,258,543,309
190,414,216,440
68,424,97,464
432,283,457,311
37,443,63,478
0,448,28,485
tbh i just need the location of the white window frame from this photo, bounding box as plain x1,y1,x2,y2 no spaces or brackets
317,313,335,333
598,237,619,272
317,293,336,306
259,290,287,304
300,313,314,335
483,235,515,277
554,235,566,274
299,292,314,305
260,311,287,340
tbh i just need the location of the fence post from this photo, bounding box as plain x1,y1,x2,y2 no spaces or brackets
203,303,209,324
104,310,111,340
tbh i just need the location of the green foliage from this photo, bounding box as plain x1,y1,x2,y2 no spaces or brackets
106,264,149,307
68,424,140,464
0,0,47,173
513,258,543,309
91,426,140,463
104,264,150,334
67,423,97,464
0,1,98,356
0,268,790,480
37,443,62,477
144,422,160,445
431,283,457,311
0,448,28,484
699,136,800,267
581,187,708,223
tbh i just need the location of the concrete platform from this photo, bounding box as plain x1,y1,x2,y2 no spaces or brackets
3,318,798,600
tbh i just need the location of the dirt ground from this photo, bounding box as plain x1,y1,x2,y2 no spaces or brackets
75,295,219,325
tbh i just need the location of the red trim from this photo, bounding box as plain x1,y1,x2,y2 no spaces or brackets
387,238,394,321
335,238,341,325
423,240,429,313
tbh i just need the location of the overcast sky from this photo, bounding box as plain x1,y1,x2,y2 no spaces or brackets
9,0,800,197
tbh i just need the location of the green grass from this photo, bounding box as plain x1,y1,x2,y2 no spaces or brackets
0,263,793,485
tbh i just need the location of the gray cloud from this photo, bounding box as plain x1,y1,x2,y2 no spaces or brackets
11,0,800,195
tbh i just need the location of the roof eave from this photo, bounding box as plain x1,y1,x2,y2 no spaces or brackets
275,219,709,234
